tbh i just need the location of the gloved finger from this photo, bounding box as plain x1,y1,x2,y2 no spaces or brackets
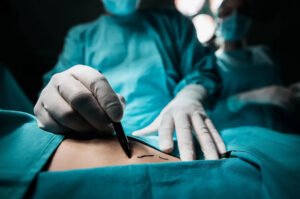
204,118,227,155
34,100,67,134
158,113,175,153
116,94,126,110
68,65,123,122
42,84,97,133
174,112,195,161
191,112,219,160
51,73,112,132
132,116,161,136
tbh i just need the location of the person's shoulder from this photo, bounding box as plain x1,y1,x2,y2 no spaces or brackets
146,8,194,35
144,8,188,23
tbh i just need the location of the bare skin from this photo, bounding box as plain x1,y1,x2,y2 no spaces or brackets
47,137,180,171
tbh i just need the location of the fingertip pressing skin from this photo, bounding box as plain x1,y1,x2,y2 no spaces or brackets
191,113,219,160
159,130,174,153
204,118,227,155
174,113,195,161
180,152,196,161
160,143,174,154
158,112,175,153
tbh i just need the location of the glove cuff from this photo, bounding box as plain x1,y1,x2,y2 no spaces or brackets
175,84,207,102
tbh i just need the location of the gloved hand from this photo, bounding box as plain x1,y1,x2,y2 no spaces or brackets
132,85,226,161
34,65,125,135
227,85,300,113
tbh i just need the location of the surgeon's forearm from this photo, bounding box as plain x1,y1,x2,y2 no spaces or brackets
237,86,276,105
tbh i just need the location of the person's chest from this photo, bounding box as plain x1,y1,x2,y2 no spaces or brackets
216,49,279,97
81,16,180,97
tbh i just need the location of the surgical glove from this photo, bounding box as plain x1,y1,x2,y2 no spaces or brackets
227,85,299,113
226,95,248,113
133,85,226,161
34,65,125,135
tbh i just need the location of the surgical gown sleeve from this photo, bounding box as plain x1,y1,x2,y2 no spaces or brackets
173,15,220,96
43,26,85,85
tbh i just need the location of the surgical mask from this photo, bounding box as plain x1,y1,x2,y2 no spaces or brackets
102,0,141,16
216,10,252,41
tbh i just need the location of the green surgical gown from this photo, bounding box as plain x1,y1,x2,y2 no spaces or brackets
43,9,219,134
1,110,300,199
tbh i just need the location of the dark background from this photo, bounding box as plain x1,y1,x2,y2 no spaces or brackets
0,0,299,103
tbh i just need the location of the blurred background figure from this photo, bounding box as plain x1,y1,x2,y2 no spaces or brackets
0,0,299,133
208,0,300,133
0,0,298,101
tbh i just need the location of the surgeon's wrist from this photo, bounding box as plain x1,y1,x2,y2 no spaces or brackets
175,84,207,102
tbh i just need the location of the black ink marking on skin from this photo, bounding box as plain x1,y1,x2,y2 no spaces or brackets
137,154,155,158
159,156,169,160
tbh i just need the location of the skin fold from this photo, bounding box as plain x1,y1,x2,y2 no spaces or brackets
47,137,180,171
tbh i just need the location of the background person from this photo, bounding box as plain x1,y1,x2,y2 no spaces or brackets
34,0,226,161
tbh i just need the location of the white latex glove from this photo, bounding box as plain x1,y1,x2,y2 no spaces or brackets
227,85,300,113
132,85,226,161
34,65,125,135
